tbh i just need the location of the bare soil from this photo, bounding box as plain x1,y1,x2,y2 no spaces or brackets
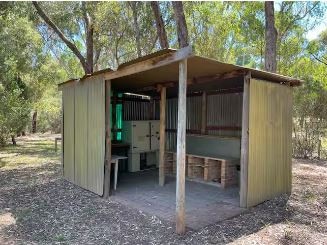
0,134,326,244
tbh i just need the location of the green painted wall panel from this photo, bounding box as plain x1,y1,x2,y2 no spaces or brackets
186,135,240,159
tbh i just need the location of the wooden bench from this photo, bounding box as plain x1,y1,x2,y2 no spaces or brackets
164,151,239,188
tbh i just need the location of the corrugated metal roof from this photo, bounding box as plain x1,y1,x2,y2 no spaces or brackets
58,48,302,90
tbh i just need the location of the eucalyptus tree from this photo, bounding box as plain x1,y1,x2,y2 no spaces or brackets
0,3,41,143
172,1,189,48
264,1,277,72
33,1,96,74
150,1,169,49
94,1,157,68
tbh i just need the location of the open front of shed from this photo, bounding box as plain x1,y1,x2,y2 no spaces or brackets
58,47,301,234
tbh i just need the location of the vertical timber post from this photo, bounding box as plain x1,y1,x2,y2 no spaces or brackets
176,59,187,234
201,91,207,135
159,86,166,186
104,80,112,198
240,72,250,208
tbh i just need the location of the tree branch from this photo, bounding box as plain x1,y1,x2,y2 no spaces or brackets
310,53,327,66
32,1,89,74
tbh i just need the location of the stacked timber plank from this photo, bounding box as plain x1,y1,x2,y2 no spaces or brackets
164,151,238,188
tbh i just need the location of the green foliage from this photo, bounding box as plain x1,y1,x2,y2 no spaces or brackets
35,87,62,134
0,1,326,159
0,79,31,145
292,57,327,158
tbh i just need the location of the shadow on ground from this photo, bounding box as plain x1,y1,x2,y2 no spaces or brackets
1,136,325,244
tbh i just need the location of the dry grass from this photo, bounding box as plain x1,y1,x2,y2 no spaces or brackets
0,134,327,244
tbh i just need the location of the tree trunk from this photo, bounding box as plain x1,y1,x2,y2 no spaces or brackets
11,135,16,145
129,2,142,57
32,111,37,133
172,1,189,48
150,1,169,49
82,2,94,73
264,1,278,73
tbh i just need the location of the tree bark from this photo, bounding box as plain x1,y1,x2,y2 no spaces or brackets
32,111,37,134
129,2,142,57
172,1,189,48
150,1,169,49
32,1,93,74
264,1,278,73
82,2,94,73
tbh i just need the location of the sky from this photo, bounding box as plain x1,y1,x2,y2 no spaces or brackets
307,20,327,41
273,1,327,41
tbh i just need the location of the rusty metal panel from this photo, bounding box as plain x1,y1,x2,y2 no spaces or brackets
74,82,88,189
207,93,243,137
186,96,202,131
63,85,75,182
87,76,105,196
165,93,243,150
247,79,292,207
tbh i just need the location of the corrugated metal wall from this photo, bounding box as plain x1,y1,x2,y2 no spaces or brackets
123,94,159,120
62,76,105,196
74,82,88,189
206,93,243,137
247,79,292,207
63,86,75,182
87,77,105,195
165,93,243,151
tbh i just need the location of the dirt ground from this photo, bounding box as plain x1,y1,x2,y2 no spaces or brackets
0,134,326,245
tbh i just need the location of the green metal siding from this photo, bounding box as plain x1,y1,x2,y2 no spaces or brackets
63,85,75,182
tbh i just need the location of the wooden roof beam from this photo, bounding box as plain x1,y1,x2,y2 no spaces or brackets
104,46,193,81
130,69,247,93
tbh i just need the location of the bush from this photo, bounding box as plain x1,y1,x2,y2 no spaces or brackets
293,80,327,159
0,82,31,146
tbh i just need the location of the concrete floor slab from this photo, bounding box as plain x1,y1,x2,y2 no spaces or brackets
111,169,245,230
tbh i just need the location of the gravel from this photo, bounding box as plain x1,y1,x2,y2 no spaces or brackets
0,135,326,244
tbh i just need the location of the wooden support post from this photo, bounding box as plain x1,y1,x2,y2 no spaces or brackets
159,86,166,186
240,73,250,208
176,59,187,235
201,91,207,134
104,80,112,198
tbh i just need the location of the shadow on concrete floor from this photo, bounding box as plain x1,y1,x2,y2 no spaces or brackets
111,169,245,230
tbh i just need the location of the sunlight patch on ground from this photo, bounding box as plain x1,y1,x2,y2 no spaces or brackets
0,135,61,170
0,212,16,228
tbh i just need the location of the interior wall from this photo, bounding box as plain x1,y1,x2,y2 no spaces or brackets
165,92,243,151
247,79,292,207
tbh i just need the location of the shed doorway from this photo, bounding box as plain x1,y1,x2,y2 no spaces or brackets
110,77,245,229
